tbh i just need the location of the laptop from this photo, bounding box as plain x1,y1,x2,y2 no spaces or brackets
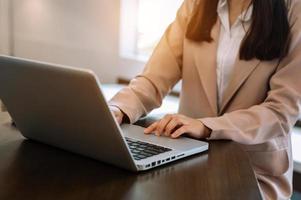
0,55,208,171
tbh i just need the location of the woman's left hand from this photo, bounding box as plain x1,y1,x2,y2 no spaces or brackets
144,114,211,139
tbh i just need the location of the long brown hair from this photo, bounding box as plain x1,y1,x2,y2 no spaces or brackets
186,0,291,61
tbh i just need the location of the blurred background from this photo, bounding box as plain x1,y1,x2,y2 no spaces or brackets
0,0,182,83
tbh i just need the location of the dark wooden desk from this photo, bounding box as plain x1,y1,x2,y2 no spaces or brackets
0,112,262,200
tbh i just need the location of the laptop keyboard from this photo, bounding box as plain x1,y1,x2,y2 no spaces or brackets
125,137,172,161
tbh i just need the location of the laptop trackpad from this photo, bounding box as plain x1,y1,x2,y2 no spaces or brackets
120,124,207,151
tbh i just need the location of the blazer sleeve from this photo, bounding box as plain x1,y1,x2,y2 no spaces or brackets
109,0,195,123
200,17,301,145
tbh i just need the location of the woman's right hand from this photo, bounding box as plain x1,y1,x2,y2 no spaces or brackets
109,106,124,125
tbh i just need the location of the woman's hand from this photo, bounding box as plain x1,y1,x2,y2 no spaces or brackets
144,114,211,139
109,106,124,125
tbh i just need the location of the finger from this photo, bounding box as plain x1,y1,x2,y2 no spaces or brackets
144,122,158,134
156,115,173,135
112,112,121,124
116,116,122,125
171,126,187,139
164,119,182,136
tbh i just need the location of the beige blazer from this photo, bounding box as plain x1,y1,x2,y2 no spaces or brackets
109,0,301,199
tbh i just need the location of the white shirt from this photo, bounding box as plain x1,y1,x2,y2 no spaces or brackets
216,0,253,110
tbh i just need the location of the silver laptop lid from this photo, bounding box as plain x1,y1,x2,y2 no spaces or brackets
0,55,137,171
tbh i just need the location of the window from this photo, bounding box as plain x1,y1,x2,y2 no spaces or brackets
120,0,183,62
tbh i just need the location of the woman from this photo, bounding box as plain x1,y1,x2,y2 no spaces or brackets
109,0,301,199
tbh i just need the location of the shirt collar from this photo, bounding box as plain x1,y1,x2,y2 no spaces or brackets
217,0,253,23
239,4,253,22
218,0,227,10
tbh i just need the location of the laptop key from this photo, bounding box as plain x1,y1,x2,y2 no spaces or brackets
137,155,147,159
144,149,160,155
140,152,152,157
125,137,172,160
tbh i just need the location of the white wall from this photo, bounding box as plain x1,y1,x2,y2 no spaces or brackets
0,0,11,55
9,0,144,83
0,0,10,111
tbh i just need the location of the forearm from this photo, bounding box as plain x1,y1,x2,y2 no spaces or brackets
200,102,299,145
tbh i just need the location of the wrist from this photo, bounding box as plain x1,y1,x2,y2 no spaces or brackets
113,106,130,124
109,105,128,124
203,125,212,138
121,112,130,124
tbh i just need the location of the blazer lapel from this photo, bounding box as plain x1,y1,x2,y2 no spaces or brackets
194,48,218,116
219,58,261,114
192,20,261,116
193,22,220,116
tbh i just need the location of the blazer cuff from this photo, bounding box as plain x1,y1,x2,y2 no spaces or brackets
108,101,143,124
199,117,230,141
